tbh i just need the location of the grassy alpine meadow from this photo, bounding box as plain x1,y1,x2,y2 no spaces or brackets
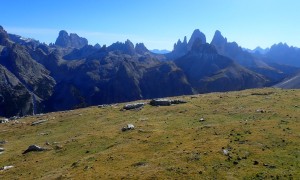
0,88,299,179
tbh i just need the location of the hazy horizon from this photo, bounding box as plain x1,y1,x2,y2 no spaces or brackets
2,0,300,50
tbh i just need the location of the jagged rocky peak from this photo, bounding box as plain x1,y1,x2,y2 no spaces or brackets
55,30,88,49
174,36,188,52
191,38,217,54
187,29,206,50
211,30,227,46
135,43,149,54
124,39,135,55
183,36,187,44
107,39,136,55
94,43,101,49
125,39,134,49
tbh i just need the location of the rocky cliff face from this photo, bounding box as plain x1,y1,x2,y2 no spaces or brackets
0,64,32,117
175,39,267,93
187,29,206,50
0,27,56,117
211,30,258,67
167,29,207,60
55,30,88,49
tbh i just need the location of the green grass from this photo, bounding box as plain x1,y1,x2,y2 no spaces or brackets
0,88,299,179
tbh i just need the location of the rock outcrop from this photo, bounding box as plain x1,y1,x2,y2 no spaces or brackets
55,30,88,49
167,29,206,60
22,145,46,154
0,64,32,117
175,40,268,93
187,29,206,50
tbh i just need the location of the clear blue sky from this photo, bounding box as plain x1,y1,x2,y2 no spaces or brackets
1,0,300,50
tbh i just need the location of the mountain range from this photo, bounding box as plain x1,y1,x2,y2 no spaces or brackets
0,25,299,117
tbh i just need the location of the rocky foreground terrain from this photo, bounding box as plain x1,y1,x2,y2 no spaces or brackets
0,88,299,179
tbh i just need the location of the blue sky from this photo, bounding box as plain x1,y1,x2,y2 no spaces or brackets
1,0,300,50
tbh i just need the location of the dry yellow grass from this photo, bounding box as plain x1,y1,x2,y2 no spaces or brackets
0,88,299,179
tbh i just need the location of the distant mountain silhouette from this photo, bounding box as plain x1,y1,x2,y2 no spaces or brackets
55,30,88,49
244,46,270,55
263,43,300,67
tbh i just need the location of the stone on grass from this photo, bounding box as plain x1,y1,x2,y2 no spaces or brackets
222,149,229,156
0,118,9,124
22,145,46,154
98,104,109,108
0,147,4,152
31,119,48,126
256,109,266,113
199,118,205,122
170,99,187,104
0,165,14,171
150,99,171,106
122,124,135,132
150,99,187,106
123,103,145,110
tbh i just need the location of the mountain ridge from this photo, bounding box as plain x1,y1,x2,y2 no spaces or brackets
0,26,300,117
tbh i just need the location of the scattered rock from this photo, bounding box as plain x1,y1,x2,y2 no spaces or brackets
22,145,46,154
98,104,110,108
170,99,187,104
253,160,259,165
251,92,274,96
199,118,205,122
123,103,145,110
150,99,187,106
222,149,229,156
0,140,7,144
98,104,117,108
0,165,14,171
9,116,20,120
256,109,266,113
54,145,63,150
0,147,4,152
71,160,80,168
263,163,276,169
39,132,49,136
0,118,9,124
31,119,48,126
121,124,135,132
150,99,171,106
132,162,147,167
84,166,90,170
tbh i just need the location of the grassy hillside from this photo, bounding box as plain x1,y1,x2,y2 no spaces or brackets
0,88,299,179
